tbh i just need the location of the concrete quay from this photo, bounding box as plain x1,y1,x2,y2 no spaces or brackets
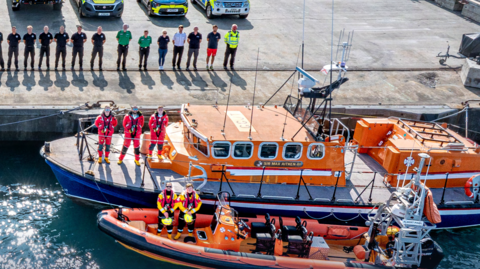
0,0,479,141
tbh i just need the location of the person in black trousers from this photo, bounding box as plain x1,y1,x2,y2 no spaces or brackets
54,26,69,71
91,26,106,70
23,25,36,71
138,30,152,71
7,26,21,71
38,26,53,70
172,25,186,70
0,31,4,71
71,25,87,70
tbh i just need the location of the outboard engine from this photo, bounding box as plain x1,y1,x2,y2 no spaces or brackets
419,238,444,269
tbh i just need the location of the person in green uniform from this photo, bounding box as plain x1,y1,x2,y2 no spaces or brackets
138,30,152,71
116,23,132,71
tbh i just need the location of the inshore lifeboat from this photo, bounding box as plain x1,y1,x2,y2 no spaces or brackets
98,192,443,269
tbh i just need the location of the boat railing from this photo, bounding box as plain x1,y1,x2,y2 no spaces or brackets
141,156,159,190
391,117,462,146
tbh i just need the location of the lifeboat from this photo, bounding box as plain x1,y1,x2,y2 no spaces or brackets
98,191,444,269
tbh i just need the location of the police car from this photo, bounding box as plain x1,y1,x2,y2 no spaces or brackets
11,0,62,11
191,0,249,19
75,0,124,18
137,0,188,17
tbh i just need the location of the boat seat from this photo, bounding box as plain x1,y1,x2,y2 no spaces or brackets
279,216,301,242
287,232,314,257
251,213,275,239
254,224,276,254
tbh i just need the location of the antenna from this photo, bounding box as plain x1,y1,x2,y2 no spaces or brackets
221,79,233,136
249,48,260,140
302,0,306,69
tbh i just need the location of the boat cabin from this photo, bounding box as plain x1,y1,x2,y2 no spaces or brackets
148,104,347,186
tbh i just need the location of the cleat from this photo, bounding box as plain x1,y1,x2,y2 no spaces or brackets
167,234,172,239
98,158,102,164
188,233,193,237
104,158,110,164
174,233,182,240
134,160,141,166
117,160,123,165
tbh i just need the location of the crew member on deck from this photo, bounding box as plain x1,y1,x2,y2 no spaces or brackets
148,106,168,159
95,106,117,164
118,105,144,166
157,182,178,239
174,183,202,240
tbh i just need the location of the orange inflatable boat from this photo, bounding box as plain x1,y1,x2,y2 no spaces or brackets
98,193,444,269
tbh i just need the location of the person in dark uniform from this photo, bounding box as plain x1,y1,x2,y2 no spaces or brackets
138,30,152,71
71,25,87,70
7,26,21,71
54,26,69,71
0,31,4,71
116,23,132,71
38,25,53,70
90,26,106,71
23,25,37,71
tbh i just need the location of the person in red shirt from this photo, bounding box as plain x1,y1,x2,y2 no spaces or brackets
118,105,144,166
94,106,117,164
148,106,169,159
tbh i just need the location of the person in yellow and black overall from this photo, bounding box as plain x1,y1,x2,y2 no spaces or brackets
157,182,178,239
174,183,202,240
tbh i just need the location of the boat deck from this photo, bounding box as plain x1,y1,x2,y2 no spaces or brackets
45,135,472,207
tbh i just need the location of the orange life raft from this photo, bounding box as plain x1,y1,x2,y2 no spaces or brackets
97,207,403,269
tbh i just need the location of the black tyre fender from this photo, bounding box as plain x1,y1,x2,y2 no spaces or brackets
147,3,153,16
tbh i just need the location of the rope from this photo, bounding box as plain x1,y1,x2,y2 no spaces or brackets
303,207,365,222
0,104,87,127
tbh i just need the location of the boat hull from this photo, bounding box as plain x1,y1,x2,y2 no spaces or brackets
47,159,480,229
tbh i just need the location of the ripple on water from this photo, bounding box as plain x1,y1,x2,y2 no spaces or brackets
0,184,99,269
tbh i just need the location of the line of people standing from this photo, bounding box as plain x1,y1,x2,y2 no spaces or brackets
0,23,240,72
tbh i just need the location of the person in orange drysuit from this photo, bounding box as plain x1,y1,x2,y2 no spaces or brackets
118,105,144,166
94,105,117,164
148,105,169,159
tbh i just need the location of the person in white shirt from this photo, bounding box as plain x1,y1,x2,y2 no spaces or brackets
172,25,186,70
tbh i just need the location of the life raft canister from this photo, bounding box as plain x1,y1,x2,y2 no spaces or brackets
464,175,480,198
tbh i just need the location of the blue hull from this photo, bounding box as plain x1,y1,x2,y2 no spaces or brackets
47,159,480,229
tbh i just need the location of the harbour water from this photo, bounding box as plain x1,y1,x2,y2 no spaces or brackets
0,141,478,269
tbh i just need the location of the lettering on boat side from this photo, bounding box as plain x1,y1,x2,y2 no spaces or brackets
227,111,256,133
254,160,303,167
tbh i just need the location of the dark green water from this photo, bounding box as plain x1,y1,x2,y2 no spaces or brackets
0,141,479,268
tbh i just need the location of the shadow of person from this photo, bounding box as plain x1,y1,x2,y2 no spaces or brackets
22,70,36,91
173,69,192,91
139,70,156,90
6,71,20,92
38,70,53,91
0,71,3,87
71,70,88,92
208,70,228,92
118,70,135,94
189,70,208,90
160,72,174,90
228,70,247,90
54,70,70,91
91,70,108,91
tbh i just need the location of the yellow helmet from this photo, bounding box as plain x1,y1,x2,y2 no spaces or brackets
184,214,193,223
161,218,173,226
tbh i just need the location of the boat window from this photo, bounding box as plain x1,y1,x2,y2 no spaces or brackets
259,143,278,159
193,133,208,156
233,142,254,159
308,143,325,160
283,143,303,160
212,142,231,159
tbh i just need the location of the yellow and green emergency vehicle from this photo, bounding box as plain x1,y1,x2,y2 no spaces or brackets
76,0,124,18
12,0,62,11
191,0,249,19
138,0,188,17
